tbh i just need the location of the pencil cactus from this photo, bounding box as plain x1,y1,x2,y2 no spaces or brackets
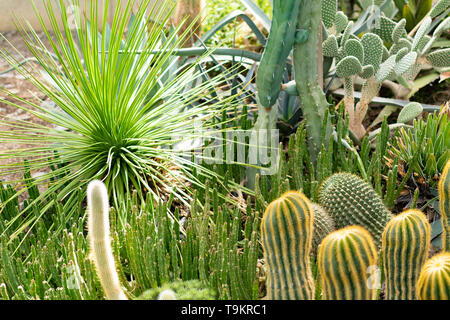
381,210,431,300
439,160,450,251
261,191,315,300
318,173,393,246
317,226,379,300
416,252,450,300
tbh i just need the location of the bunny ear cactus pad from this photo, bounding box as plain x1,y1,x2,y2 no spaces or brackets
397,102,423,123
345,39,364,64
317,226,379,300
439,160,450,251
322,0,338,29
426,49,450,68
318,173,393,247
257,0,301,109
261,191,315,300
430,0,450,18
336,56,363,78
381,210,431,300
361,33,383,72
416,252,450,300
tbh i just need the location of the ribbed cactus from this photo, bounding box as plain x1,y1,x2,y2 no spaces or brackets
439,160,450,251
317,226,379,300
381,210,431,300
416,252,450,300
310,203,335,254
318,173,393,246
87,180,127,300
261,191,315,300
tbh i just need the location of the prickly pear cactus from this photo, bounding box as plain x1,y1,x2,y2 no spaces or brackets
318,173,393,246
381,210,431,300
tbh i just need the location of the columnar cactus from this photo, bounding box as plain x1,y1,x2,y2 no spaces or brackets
257,0,301,110
317,226,379,300
439,160,450,251
261,191,315,300
87,180,127,300
416,252,450,300
318,173,393,246
381,210,431,300
311,203,335,254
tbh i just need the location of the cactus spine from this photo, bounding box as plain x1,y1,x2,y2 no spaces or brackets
381,210,431,300
317,226,379,300
87,180,127,300
416,252,450,300
261,191,315,300
439,160,450,251
319,173,392,247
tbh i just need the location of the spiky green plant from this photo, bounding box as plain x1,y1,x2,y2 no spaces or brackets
416,252,450,300
439,159,450,251
317,226,379,300
381,209,431,300
388,111,450,187
318,173,393,246
261,191,315,300
0,0,244,238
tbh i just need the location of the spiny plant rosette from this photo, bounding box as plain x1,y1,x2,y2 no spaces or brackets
261,191,315,300
318,173,393,246
416,252,450,300
381,209,431,300
317,226,379,300
0,0,245,236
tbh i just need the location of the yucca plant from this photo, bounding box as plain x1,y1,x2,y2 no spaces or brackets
0,0,247,240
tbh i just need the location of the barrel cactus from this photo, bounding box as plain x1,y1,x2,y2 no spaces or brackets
317,226,379,300
311,203,335,254
381,210,431,300
416,252,450,300
261,191,315,300
318,173,393,246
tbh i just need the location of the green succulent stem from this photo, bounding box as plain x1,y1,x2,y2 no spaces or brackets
294,0,331,164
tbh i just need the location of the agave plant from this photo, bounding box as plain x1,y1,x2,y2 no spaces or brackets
0,0,246,239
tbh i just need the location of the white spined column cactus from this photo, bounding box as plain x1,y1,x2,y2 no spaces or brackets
87,180,127,300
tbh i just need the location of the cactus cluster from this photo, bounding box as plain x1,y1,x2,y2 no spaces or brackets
318,173,393,246
321,0,450,139
260,169,450,300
